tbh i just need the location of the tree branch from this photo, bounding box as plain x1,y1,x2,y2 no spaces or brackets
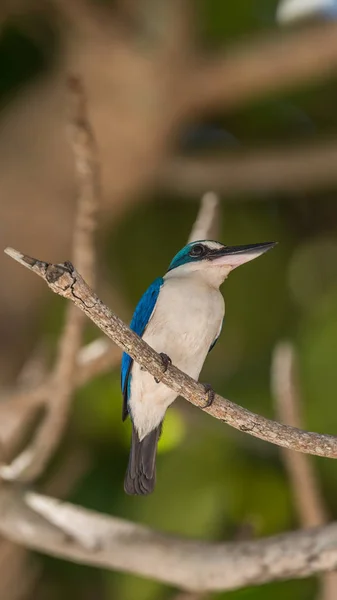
271,342,337,600
0,77,100,483
162,140,337,197
272,342,329,528
188,191,219,243
0,337,120,465
181,22,337,116
0,487,335,592
75,337,121,386
0,541,40,600
3,248,337,462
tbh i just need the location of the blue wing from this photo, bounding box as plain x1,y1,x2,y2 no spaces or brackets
208,319,223,353
121,276,164,421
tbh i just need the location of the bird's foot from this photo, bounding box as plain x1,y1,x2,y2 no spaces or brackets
155,353,172,383
202,383,215,409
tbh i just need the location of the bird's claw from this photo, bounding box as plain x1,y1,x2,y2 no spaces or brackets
202,383,215,409
155,353,172,383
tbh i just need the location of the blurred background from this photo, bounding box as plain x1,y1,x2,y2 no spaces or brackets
1,0,337,598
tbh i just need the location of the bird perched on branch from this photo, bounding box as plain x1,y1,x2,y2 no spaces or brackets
121,239,276,495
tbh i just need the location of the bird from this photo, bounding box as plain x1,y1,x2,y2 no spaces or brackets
121,239,276,495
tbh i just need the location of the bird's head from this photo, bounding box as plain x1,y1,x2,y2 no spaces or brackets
166,240,276,287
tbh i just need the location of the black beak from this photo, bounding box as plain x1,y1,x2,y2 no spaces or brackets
213,241,277,258
209,241,277,269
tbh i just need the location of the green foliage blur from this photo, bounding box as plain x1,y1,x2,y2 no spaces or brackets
2,1,337,599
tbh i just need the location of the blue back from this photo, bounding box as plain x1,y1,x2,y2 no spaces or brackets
121,276,164,420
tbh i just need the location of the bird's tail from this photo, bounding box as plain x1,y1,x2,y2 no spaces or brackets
124,423,162,495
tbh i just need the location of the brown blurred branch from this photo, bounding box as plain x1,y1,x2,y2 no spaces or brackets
272,342,328,527
163,140,337,197
0,542,40,600
76,338,121,386
0,337,121,461
0,77,99,483
181,22,337,116
16,343,48,391
5,248,337,463
0,445,91,600
0,487,335,592
272,342,337,600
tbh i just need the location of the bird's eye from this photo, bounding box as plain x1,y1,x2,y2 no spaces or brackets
189,244,206,257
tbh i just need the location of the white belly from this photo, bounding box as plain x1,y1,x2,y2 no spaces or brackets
129,276,224,439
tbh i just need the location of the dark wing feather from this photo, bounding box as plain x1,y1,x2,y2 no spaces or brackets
208,318,223,353
124,422,162,495
121,276,164,420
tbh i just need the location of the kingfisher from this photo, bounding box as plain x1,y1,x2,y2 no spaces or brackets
121,239,276,495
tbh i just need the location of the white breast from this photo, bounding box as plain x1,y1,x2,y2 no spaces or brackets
129,275,225,439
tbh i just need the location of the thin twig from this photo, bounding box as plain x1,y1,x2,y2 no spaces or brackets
0,487,335,592
67,75,99,289
3,249,337,464
188,191,220,243
181,22,337,116
163,140,337,197
0,78,99,483
271,342,337,600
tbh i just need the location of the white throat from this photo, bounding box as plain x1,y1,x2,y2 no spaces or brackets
165,261,231,288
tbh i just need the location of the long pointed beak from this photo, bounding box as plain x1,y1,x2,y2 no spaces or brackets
211,241,277,269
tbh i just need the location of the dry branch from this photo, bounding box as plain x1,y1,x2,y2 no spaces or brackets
0,78,100,483
163,140,337,197
0,487,336,592
4,248,337,462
